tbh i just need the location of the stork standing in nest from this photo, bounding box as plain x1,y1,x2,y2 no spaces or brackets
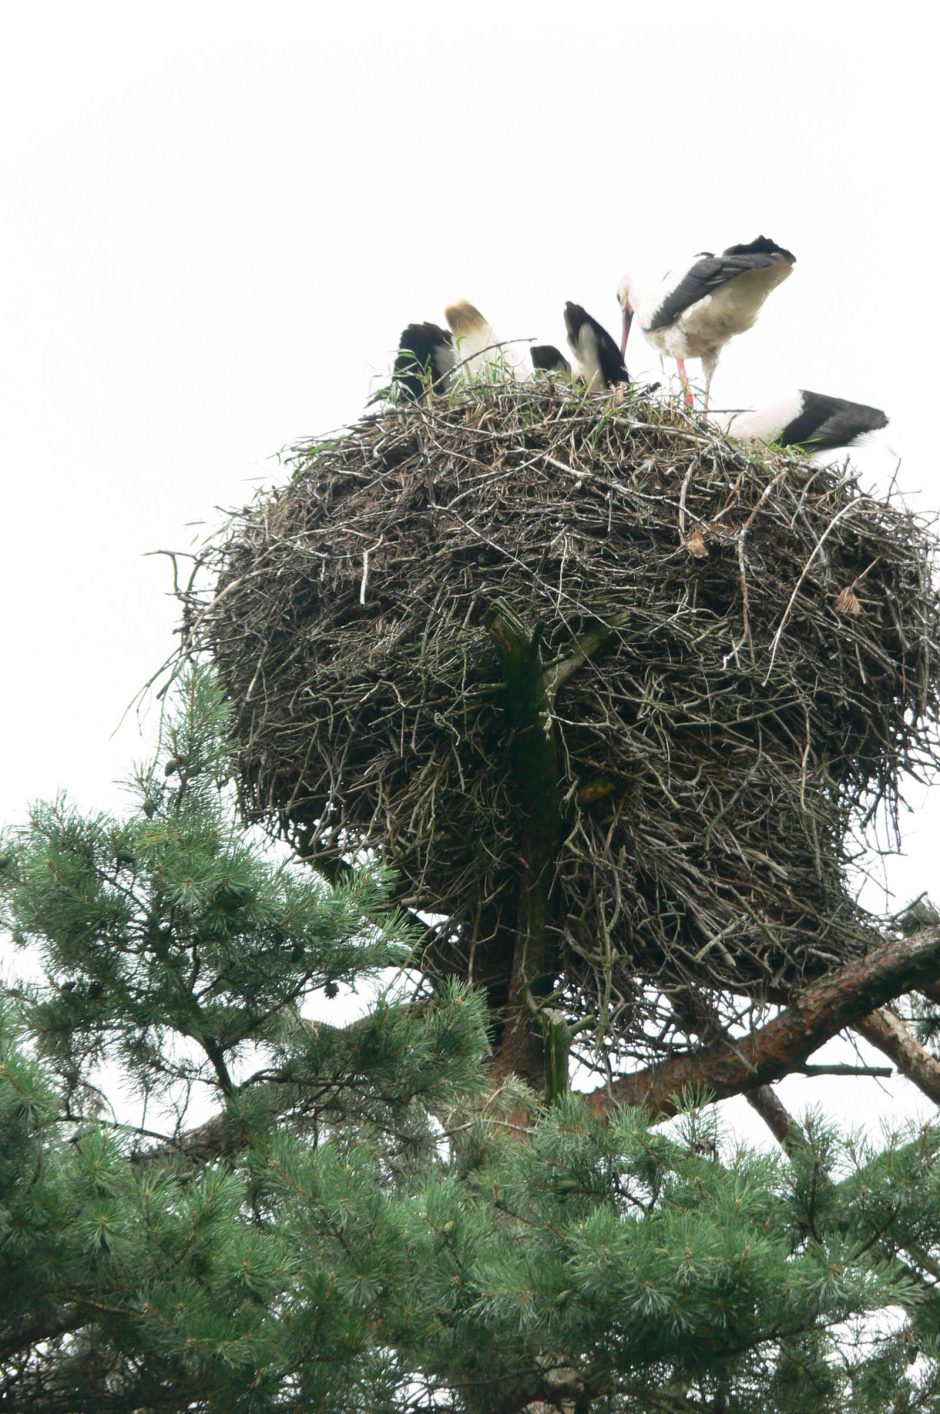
564,302,629,393
617,236,795,412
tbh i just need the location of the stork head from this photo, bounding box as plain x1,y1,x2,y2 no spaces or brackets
616,275,635,357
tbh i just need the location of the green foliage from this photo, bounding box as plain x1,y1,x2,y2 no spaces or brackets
1,670,939,1411
1,671,420,1103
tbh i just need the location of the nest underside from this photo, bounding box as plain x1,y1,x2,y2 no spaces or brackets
186,380,940,1042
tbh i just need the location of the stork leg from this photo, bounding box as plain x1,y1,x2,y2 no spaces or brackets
701,354,718,421
676,357,694,408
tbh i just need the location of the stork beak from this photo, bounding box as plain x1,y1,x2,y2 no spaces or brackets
620,308,633,358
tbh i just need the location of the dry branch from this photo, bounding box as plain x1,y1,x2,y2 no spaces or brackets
746,1086,803,1149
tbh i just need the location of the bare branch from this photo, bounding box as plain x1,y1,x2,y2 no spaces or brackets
796,1063,893,1078
586,926,940,1119
746,1086,806,1152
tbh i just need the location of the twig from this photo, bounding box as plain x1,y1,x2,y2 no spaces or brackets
764,498,874,682
359,535,384,605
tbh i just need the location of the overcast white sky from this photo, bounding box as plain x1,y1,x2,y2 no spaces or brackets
1,2,936,1142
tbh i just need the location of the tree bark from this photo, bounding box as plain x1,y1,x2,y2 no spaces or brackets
746,1086,806,1152
854,1007,940,1105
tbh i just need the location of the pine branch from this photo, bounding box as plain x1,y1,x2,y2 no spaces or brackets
667,985,809,1152
541,621,619,702
586,924,940,1119
746,1086,806,1152
539,1008,571,1105
126,929,940,1171
853,1006,940,1104
0,1308,83,1365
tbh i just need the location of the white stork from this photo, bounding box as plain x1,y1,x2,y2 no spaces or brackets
564,302,629,393
393,322,455,401
617,236,795,411
444,300,525,376
721,389,889,452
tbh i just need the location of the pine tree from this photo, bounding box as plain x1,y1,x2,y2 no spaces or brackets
2,670,940,1411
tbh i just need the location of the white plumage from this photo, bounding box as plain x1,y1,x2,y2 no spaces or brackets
444,300,525,377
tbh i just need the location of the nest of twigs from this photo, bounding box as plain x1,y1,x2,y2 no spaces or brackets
185,379,940,1034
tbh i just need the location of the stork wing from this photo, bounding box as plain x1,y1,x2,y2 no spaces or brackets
780,391,888,450
647,239,795,332
564,303,629,388
393,322,454,400
722,236,795,260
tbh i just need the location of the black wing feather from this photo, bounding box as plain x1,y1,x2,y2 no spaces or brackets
564,303,629,388
647,236,795,332
722,235,795,260
780,391,888,449
530,344,571,374
393,322,454,400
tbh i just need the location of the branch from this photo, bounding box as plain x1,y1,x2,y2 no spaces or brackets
853,1007,940,1105
485,603,565,868
796,1063,893,1078
0,1306,84,1364
542,621,619,702
746,1086,807,1153
585,926,940,1120
668,986,810,1155
539,1009,571,1105
921,980,940,1008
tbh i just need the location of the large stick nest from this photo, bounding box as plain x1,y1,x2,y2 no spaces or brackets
185,380,940,1033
